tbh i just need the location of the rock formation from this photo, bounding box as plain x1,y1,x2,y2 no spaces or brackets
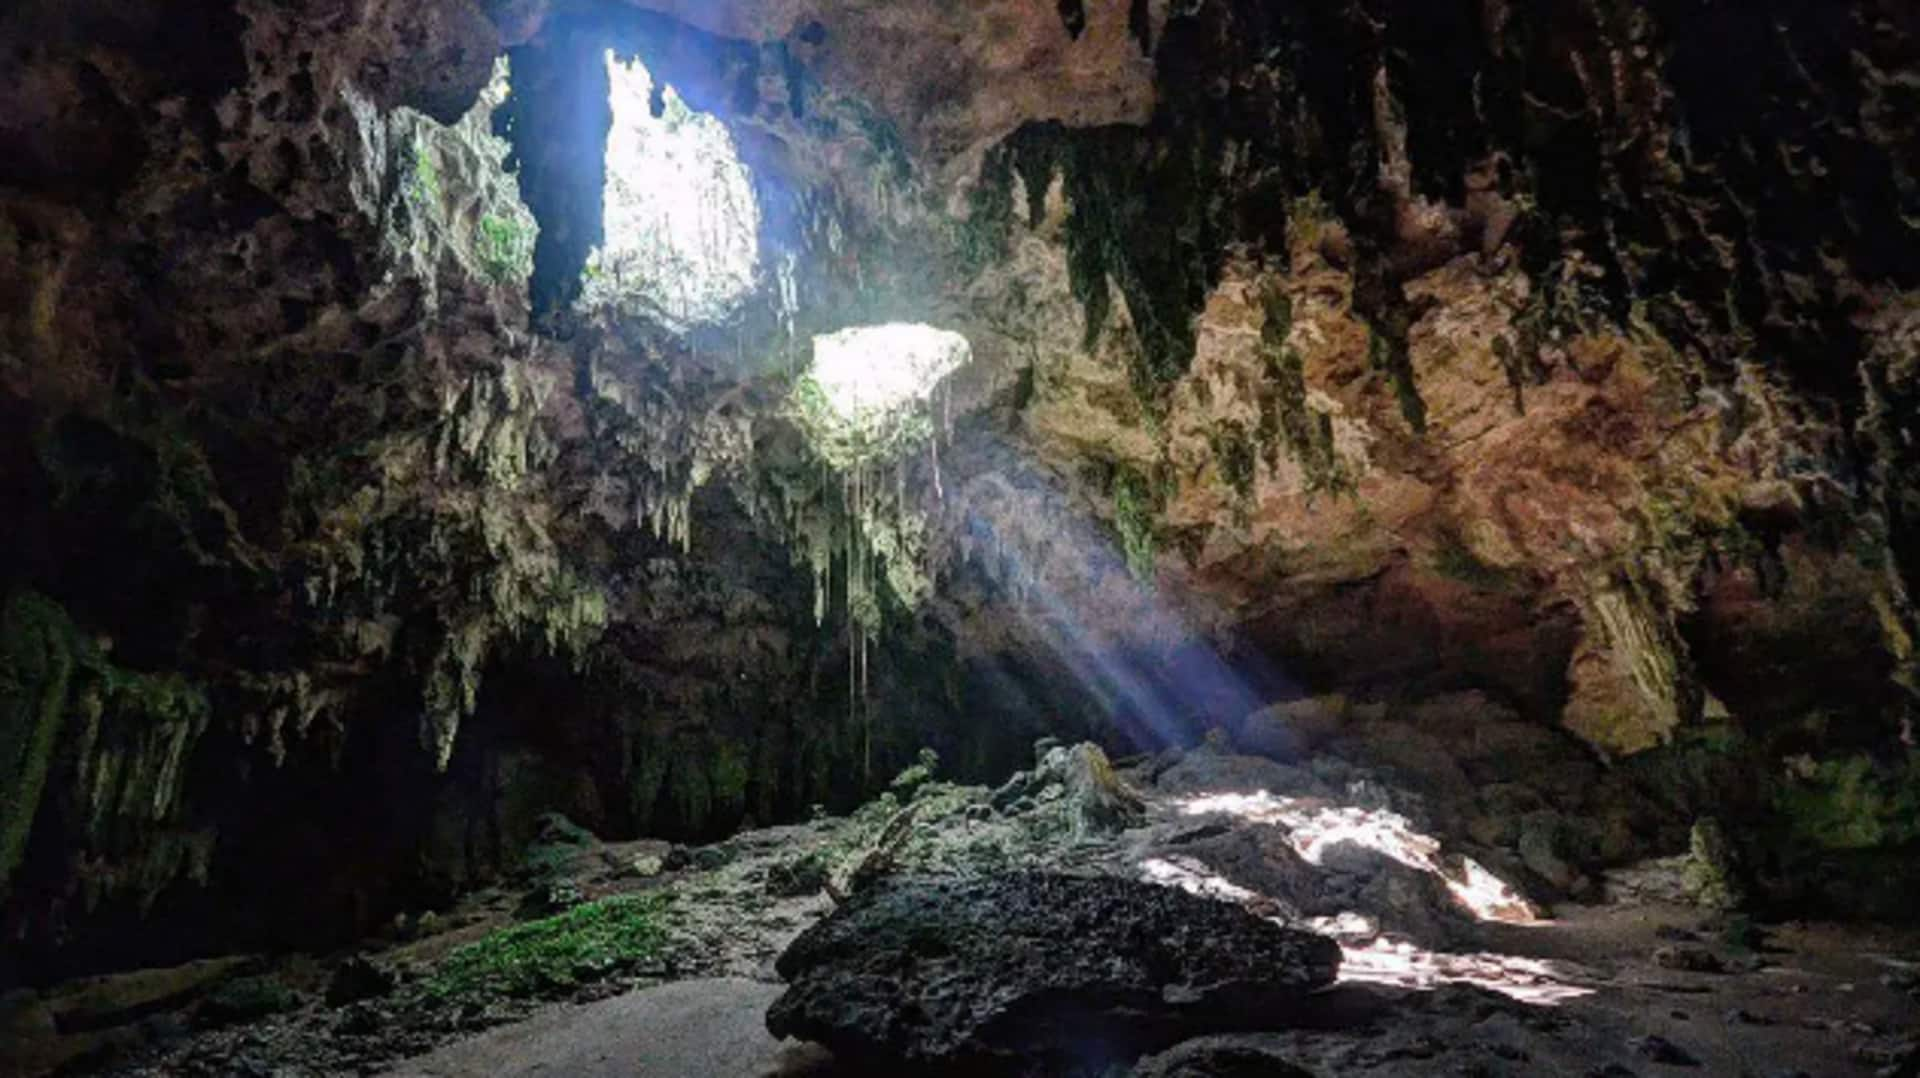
765,872,1342,1074
2,0,1917,994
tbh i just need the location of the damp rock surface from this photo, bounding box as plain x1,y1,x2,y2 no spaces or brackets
765,871,1342,1074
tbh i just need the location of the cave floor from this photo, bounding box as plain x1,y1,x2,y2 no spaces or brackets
29,750,1920,1077
362,900,1920,1078
368,904,1920,1078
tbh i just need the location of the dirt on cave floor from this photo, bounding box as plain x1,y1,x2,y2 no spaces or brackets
9,746,1919,1078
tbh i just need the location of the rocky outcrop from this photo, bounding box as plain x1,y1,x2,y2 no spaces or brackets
4,0,1920,986
765,872,1341,1075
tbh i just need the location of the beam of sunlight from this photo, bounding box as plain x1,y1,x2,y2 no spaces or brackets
945,461,1300,753
809,324,969,422
1176,790,1540,924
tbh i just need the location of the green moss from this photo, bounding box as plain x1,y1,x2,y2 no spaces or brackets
1368,324,1427,434
1429,532,1523,593
1682,817,1747,911
476,212,535,283
667,751,712,835
1,592,209,898
1288,192,1331,253
409,141,440,208
1773,754,1920,851
628,736,670,832
1111,466,1161,582
1208,423,1257,527
788,371,937,471
843,99,912,187
708,739,751,825
425,892,672,1002
201,976,301,1024
967,123,1227,408
888,746,940,797
0,593,81,894
1255,287,1351,498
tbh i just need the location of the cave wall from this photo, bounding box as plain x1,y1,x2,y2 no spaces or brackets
2,0,1919,982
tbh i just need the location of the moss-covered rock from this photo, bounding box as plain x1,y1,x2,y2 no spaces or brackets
424,892,672,1002
200,975,302,1026
0,593,82,897
1,592,210,907
1681,817,1747,912
1773,753,1920,852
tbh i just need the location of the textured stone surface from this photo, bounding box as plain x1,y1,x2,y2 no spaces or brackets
765,872,1341,1073
4,0,1920,984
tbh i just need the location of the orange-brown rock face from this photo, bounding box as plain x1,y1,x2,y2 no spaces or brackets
979,193,1902,759
4,0,1920,980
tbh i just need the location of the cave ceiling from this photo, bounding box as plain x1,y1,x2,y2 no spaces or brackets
2,0,1918,974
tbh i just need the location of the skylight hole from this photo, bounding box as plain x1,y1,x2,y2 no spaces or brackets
792,323,971,471
581,51,761,329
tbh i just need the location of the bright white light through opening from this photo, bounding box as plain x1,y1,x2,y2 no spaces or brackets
810,324,970,421
794,323,971,470
582,51,760,328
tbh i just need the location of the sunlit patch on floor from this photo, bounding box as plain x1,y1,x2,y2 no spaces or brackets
1335,938,1595,1005
1176,790,1540,924
1139,791,1594,1007
1139,855,1266,907
582,50,760,328
1137,849,1594,1006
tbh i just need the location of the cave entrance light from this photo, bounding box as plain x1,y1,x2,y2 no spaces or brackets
793,323,971,472
581,50,760,329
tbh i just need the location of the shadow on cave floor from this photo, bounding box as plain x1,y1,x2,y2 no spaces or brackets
13,743,1920,1078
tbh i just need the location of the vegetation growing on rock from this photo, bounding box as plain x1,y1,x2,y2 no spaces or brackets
425,892,673,1002
4,0,1920,994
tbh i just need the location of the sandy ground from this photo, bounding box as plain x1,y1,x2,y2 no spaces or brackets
379,978,832,1078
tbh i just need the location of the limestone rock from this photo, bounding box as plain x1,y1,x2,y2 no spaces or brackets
1237,695,1350,760
1681,818,1747,912
765,873,1341,1074
991,742,1146,838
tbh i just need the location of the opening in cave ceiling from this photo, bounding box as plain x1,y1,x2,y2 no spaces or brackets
792,323,971,472
579,50,760,329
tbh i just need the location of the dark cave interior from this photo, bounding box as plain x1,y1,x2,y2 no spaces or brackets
2,1,1919,1074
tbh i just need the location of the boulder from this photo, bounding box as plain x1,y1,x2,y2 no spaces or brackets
765,873,1341,1075
1152,748,1322,800
325,956,396,1008
1237,695,1351,759
1147,825,1475,947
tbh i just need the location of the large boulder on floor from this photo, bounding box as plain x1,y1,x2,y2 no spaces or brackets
765,873,1341,1075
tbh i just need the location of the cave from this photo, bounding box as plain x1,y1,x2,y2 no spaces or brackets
2,0,1918,1074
